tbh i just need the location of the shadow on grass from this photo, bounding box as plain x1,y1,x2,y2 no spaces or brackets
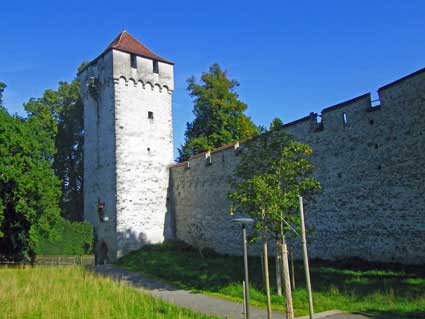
116,241,425,318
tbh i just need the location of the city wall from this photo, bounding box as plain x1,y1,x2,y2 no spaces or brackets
169,68,425,264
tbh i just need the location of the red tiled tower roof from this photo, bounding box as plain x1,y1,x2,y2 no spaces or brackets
106,31,173,65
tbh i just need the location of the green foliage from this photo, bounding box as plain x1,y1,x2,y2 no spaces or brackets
0,266,218,319
118,243,425,318
178,64,259,162
228,127,321,240
25,76,84,221
0,67,86,261
269,117,284,131
0,102,61,262
35,218,93,255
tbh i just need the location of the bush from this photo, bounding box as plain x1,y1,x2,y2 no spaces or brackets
35,218,93,255
158,240,220,258
161,240,196,252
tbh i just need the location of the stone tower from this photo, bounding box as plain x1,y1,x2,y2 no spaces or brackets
78,31,174,263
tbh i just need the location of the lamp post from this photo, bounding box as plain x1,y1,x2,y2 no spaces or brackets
232,217,255,319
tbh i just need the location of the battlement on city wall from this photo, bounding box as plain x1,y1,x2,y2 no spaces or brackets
168,67,425,265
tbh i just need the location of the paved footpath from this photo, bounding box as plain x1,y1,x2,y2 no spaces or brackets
93,265,373,319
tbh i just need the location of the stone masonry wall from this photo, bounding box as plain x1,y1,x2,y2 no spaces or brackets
169,68,425,265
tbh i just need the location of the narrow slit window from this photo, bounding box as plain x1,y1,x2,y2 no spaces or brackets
153,60,159,74
148,111,154,119
130,54,137,68
342,112,348,126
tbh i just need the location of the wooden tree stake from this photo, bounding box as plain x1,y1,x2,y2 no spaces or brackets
281,239,294,319
299,196,314,319
276,243,282,296
263,236,273,319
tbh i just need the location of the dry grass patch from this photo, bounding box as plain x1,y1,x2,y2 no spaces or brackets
0,266,219,319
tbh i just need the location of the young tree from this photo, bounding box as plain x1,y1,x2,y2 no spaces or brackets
229,128,320,319
178,63,258,162
0,86,62,262
24,78,84,221
229,174,278,318
269,117,284,131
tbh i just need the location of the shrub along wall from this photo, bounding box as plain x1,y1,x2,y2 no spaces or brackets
35,218,94,256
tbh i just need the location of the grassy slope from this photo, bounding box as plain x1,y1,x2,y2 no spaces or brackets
0,266,219,319
117,242,425,319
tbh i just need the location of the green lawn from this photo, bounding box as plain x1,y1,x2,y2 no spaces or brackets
0,266,219,319
117,241,425,319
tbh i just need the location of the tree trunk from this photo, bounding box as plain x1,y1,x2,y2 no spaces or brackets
262,234,273,319
260,251,265,287
275,243,282,296
280,238,294,319
290,249,296,290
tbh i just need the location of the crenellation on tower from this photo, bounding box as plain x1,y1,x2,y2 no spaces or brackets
112,50,174,93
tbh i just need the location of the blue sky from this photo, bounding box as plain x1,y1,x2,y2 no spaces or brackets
1,0,424,152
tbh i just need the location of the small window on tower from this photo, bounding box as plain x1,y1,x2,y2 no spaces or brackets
148,111,154,120
153,60,159,74
130,54,137,69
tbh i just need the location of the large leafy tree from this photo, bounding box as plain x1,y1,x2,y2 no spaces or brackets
178,64,259,162
25,78,84,221
228,127,320,319
0,85,62,262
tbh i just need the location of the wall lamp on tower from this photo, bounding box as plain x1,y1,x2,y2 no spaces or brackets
97,199,108,222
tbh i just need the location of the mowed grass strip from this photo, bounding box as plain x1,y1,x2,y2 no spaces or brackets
0,266,219,319
117,242,425,319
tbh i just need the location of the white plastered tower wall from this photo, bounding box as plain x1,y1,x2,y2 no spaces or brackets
79,34,174,263
113,50,174,258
